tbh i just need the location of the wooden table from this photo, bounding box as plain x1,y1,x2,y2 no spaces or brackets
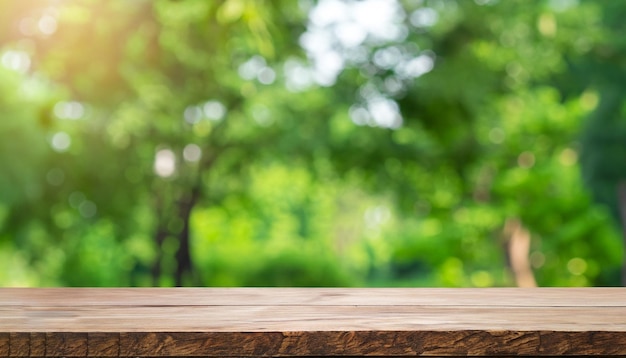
1,288,626,357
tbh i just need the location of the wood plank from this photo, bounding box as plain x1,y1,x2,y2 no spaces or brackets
2,331,625,357
3,287,626,307
29,333,45,357
2,288,626,356
8,333,29,357
46,332,87,357
88,332,119,357
0,332,9,357
3,305,626,332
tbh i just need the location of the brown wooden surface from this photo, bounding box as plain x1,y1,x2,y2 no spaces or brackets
1,288,626,357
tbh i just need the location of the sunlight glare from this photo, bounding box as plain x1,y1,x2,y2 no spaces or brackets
203,100,226,121
395,53,434,79
313,51,344,86
54,101,85,120
284,58,314,92
257,67,276,85
1,50,31,73
384,76,404,96
238,55,265,79
184,105,203,124
302,0,410,86
50,132,71,152
364,205,391,228
352,0,406,42
349,105,371,126
154,149,176,177
309,0,349,27
410,7,438,28
38,14,58,35
373,46,403,69
335,22,367,48
238,55,276,85
368,97,403,129
183,144,202,162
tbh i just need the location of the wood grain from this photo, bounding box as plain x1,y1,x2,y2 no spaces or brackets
3,287,626,306
1,288,625,357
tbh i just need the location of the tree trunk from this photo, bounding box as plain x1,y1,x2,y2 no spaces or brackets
151,225,168,286
503,218,537,287
174,186,201,287
151,193,169,286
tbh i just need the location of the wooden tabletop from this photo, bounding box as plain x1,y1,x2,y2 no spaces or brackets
2,288,626,356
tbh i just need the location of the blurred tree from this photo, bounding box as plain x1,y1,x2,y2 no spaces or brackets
0,0,623,287
577,1,626,284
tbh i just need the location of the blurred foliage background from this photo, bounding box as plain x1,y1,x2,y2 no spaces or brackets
1,0,625,287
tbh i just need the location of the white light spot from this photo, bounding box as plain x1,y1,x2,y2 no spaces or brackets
309,0,349,27
368,97,402,129
410,8,438,28
38,14,57,35
313,50,344,86
154,149,176,177
359,82,380,101
384,76,404,96
183,144,202,162
53,101,85,120
396,53,434,78
349,105,370,126
373,46,403,69
184,105,203,124
364,205,391,228
51,132,71,152
203,100,226,121
300,0,410,87
352,0,406,42
299,29,334,55
284,59,314,92
238,55,267,80
1,51,31,73
257,67,276,85
334,22,367,48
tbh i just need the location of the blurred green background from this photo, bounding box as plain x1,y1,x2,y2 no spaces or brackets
1,0,625,287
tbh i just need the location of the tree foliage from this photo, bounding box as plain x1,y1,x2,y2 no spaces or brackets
0,0,623,287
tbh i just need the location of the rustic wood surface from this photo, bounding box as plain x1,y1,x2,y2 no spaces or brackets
1,288,626,357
